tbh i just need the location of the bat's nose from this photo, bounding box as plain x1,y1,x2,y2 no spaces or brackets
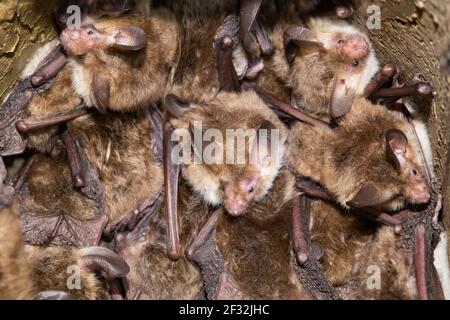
408,184,431,204
350,35,370,59
61,29,80,41
224,199,248,217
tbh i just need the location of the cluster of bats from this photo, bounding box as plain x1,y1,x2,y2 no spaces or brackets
0,0,449,300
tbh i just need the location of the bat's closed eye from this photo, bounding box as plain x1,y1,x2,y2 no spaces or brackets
248,186,255,193
337,39,345,45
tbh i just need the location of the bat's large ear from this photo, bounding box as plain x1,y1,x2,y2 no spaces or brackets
107,26,148,51
347,183,394,208
283,26,333,64
164,94,191,118
386,129,408,174
91,73,110,113
78,247,130,279
329,66,361,119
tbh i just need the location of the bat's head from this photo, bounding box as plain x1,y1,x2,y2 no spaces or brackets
330,99,430,211
284,19,379,119
168,91,288,216
331,32,370,63
60,21,147,56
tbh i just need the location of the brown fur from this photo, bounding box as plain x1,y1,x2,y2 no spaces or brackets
26,67,82,153
170,91,289,210
118,183,207,299
309,200,417,299
25,153,99,221
309,200,376,286
349,227,417,300
258,16,377,121
0,204,107,300
169,2,237,103
26,246,109,300
24,8,179,152
0,204,33,299
288,98,424,211
68,111,163,224
69,9,179,112
215,170,308,299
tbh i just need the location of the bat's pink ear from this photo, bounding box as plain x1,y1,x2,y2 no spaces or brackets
386,129,408,174
347,183,394,208
329,67,360,118
283,26,333,64
108,26,147,51
78,246,130,279
91,73,110,114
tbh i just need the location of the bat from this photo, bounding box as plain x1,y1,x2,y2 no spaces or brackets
114,182,209,300
0,195,128,300
65,110,165,241
59,7,178,113
260,86,443,298
15,150,108,248
238,0,354,80
186,169,338,299
274,96,431,212
272,18,379,120
25,245,130,300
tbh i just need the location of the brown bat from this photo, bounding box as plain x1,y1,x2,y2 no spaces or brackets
167,90,288,217
211,170,323,299
25,244,130,300
59,8,178,113
238,0,354,80
273,92,443,299
285,97,430,212
15,150,108,248
260,17,380,120
8,5,177,152
65,109,164,239
0,196,129,300
114,182,209,300
240,5,432,122
164,89,288,260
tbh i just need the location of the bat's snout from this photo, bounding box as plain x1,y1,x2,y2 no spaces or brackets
348,35,370,61
406,183,431,205
224,199,248,217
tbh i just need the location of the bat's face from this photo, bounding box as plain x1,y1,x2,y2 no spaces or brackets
60,20,147,56
61,26,105,56
394,138,430,206
332,33,370,63
220,169,263,216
